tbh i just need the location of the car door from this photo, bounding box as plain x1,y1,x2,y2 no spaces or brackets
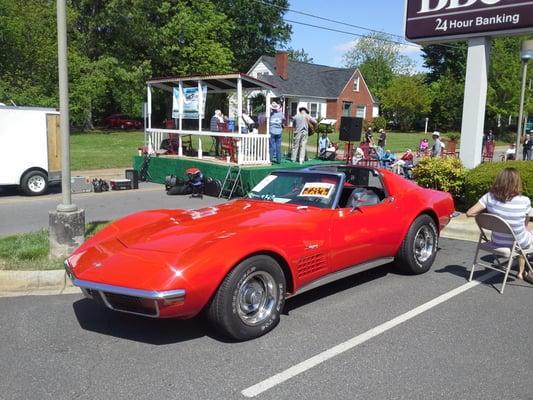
328,168,403,272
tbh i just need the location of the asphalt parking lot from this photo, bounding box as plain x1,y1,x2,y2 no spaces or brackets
0,182,226,235
1,237,532,400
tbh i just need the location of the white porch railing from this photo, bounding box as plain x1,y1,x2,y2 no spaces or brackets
145,128,271,166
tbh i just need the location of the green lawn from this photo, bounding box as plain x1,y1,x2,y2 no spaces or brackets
71,130,145,170
70,129,509,171
0,222,109,270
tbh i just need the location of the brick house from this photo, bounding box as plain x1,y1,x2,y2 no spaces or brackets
247,51,378,129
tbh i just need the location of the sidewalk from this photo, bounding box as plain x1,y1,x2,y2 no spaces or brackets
0,213,481,297
72,168,126,181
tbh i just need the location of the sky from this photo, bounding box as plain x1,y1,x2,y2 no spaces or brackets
285,0,424,69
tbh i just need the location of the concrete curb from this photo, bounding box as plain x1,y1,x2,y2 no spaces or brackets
440,214,480,243
0,270,77,297
0,213,481,297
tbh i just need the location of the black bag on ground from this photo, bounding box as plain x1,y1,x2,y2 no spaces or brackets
167,183,192,195
203,177,222,197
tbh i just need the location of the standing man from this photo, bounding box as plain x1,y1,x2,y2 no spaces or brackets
431,131,444,157
364,127,373,145
522,132,532,160
291,106,316,164
210,109,224,157
377,128,387,148
269,102,285,164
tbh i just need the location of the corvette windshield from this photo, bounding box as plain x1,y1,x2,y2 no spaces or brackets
248,172,340,208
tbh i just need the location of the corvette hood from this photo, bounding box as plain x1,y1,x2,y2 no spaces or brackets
115,200,307,254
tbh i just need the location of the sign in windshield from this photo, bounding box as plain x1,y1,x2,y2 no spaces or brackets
249,172,340,209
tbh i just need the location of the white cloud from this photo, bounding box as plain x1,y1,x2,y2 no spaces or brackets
334,40,356,53
399,43,422,56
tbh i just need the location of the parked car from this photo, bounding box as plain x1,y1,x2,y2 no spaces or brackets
104,114,142,129
65,166,455,340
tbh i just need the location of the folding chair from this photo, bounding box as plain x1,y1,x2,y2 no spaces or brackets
469,213,533,294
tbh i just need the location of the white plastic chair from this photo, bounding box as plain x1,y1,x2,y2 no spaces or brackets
469,213,533,294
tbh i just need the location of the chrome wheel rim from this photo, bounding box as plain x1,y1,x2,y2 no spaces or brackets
413,225,435,263
237,271,277,326
28,175,46,193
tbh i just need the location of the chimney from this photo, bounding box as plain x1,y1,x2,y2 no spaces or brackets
275,51,289,80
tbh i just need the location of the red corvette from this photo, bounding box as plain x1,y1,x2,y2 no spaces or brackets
66,166,454,340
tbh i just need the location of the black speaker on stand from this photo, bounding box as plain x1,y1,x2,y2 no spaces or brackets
339,117,363,164
125,169,139,189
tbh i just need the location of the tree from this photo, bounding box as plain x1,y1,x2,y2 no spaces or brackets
381,75,432,131
429,72,464,131
216,0,292,71
342,32,416,97
287,48,313,63
421,43,467,83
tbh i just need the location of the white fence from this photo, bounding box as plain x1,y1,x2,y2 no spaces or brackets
145,128,271,165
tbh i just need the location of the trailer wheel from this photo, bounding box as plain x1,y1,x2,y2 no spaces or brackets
21,171,48,196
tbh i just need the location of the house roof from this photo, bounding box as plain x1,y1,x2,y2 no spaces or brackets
147,73,275,92
252,56,357,99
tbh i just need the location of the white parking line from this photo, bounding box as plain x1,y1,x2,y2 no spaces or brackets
241,270,499,398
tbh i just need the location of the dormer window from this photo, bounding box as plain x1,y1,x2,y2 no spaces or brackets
353,77,360,92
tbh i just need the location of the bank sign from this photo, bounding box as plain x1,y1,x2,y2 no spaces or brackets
405,0,533,42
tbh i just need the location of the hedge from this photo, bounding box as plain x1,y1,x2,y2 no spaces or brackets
463,161,533,208
412,156,466,198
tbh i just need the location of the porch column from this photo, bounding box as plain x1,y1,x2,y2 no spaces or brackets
178,81,183,156
197,80,203,159
266,91,271,163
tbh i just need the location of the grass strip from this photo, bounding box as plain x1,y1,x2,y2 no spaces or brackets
0,221,109,271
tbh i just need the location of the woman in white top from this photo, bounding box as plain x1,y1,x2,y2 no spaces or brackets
467,168,533,280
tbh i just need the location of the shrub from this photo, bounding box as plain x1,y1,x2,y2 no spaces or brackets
370,116,387,131
412,156,466,198
463,161,533,208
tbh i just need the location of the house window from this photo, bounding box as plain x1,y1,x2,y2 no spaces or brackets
290,102,298,117
356,105,366,118
342,102,353,117
310,103,319,119
353,77,360,92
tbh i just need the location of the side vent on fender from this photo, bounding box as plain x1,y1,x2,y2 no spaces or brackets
297,253,327,278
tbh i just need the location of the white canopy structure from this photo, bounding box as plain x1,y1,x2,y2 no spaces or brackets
145,73,276,165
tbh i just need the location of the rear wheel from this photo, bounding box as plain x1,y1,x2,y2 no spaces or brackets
396,214,438,274
21,171,48,196
208,255,286,341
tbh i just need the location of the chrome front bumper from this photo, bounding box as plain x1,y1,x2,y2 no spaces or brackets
64,260,186,318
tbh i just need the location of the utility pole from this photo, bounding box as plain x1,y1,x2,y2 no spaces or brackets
49,0,85,258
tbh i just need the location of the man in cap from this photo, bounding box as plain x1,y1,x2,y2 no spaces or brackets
291,106,316,164
377,128,387,148
431,131,444,157
269,102,285,163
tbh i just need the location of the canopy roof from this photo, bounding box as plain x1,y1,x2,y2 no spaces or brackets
147,72,275,93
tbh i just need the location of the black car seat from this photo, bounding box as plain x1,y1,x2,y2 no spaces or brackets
346,187,380,208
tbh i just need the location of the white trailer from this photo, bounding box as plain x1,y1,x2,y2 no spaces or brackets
0,106,61,195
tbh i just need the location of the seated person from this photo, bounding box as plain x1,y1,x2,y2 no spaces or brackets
417,138,429,156
466,167,533,280
346,187,380,208
240,112,255,133
504,143,516,161
319,132,336,160
380,149,395,168
351,145,365,165
392,149,414,178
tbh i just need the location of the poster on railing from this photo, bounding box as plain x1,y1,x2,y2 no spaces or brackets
172,85,207,119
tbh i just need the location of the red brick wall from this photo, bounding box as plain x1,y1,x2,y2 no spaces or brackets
331,70,374,130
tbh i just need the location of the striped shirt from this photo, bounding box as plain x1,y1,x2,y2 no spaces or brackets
479,192,532,249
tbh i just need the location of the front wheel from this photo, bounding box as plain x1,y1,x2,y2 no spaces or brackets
208,255,286,341
396,214,438,274
20,171,48,196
